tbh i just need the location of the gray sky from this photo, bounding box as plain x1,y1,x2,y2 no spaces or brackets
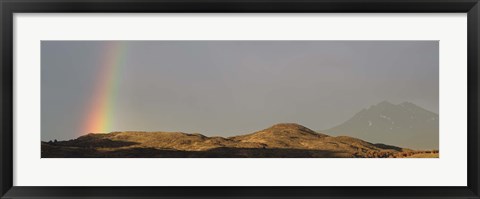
41,41,438,141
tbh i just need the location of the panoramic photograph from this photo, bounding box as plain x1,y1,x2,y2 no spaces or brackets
41,40,439,158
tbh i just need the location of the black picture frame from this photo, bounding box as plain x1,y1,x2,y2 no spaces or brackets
1,0,479,198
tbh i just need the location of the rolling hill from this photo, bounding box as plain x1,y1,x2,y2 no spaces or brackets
41,123,437,158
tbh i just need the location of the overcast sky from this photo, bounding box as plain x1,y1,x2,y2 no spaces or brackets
41,41,438,141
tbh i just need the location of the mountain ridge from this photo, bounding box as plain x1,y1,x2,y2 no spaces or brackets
324,101,439,150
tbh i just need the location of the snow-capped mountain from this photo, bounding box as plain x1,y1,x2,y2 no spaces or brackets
323,101,438,150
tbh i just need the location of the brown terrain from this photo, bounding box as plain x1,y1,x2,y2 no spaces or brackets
41,123,438,158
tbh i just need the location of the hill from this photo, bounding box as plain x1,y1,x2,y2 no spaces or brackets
324,101,439,150
41,123,437,158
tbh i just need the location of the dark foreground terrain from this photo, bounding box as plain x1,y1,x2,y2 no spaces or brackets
42,123,438,158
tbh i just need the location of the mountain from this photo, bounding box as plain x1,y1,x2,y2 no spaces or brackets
324,101,439,150
41,123,437,158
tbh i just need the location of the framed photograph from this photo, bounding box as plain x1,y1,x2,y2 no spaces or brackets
1,0,479,198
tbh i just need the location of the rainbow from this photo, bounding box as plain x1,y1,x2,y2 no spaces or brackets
82,41,126,134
